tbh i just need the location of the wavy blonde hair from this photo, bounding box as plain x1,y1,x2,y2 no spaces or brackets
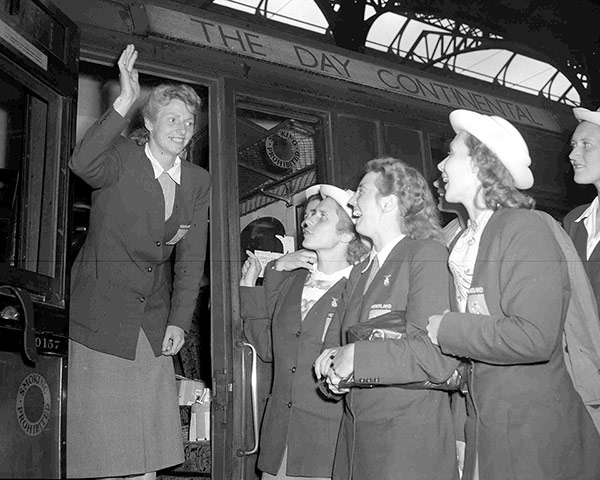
365,157,443,242
130,84,202,146
465,134,535,210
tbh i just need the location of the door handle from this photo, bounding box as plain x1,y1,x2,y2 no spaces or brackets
0,285,38,365
235,340,259,456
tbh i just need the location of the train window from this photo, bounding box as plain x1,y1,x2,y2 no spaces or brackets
0,66,62,281
333,115,379,190
428,133,450,178
237,102,323,267
0,71,24,266
383,124,424,174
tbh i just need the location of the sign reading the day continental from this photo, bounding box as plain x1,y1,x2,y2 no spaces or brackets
146,5,560,132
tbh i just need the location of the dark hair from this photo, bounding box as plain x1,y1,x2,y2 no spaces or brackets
365,157,443,242
130,84,202,145
465,134,535,210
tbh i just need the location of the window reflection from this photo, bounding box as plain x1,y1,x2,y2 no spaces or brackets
0,72,25,265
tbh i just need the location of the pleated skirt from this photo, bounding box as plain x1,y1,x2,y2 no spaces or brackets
66,329,184,478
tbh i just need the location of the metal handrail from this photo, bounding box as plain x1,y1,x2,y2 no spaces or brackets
235,340,259,456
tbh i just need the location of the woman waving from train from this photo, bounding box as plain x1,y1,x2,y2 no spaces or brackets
240,185,368,480
67,45,210,479
427,109,600,480
315,158,461,480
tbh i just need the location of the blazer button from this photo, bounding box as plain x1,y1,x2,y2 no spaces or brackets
295,331,301,337
156,241,161,247
139,297,146,303
287,402,292,408
290,366,296,373
147,266,153,272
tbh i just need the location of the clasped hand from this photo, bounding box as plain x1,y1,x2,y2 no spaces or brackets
314,344,355,394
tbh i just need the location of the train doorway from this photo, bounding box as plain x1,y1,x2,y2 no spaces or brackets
0,0,79,477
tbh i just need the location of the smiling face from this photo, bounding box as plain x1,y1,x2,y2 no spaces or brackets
348,171,385,239
437,131,481,207
569,121,600,189
301,197,347,251
145,98,195,161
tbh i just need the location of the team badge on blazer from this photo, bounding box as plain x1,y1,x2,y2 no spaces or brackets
383,274,391,286
166,224,191,245
331,297,338,308
368,303,392,319
467,287,490,315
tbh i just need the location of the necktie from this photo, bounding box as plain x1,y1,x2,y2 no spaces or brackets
364,255,380,293
157,172,175,220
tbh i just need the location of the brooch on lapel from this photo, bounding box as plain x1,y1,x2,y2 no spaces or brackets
383,274,391,287
331,297,338,308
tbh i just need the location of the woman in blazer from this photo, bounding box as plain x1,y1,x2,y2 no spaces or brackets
564,106,600,309
315,158,461,480
67,45,210,479
428,109,600,480
240,185,367,480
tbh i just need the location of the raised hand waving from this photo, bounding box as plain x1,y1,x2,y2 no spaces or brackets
113,44,140,116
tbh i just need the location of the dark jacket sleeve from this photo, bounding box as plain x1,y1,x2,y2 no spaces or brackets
353,240,460,384
240,264,295,362
439,211,569,364
68,106,129,188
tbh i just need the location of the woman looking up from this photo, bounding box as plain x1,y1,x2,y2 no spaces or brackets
240,184,367,480
428,109,600,480
315,158,461,480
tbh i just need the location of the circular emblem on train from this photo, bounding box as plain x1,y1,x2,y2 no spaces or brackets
264,130,301,172
15,373,51,437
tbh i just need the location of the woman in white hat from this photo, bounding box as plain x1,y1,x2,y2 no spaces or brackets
314,158,461,480
428,109,600,480
564,106,600,308
240,185,367,480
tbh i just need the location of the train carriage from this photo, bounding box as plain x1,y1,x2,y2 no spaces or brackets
0,0,586,478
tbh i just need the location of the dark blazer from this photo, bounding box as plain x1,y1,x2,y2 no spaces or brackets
564,203,600,310
324,238,460,480
241,267,345,478
439,209,600,480
69,107,210,360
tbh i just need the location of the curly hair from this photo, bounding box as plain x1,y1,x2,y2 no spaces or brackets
130,84,202,145
465,134,535,210
365,157,443,242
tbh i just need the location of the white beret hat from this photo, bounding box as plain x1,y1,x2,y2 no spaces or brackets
304,184,355,221
449,109,534,190
573,106,600,127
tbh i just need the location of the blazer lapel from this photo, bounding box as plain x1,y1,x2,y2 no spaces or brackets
358,239,407,321
178,161,195,227
137,149,165,237
573,221,591,262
